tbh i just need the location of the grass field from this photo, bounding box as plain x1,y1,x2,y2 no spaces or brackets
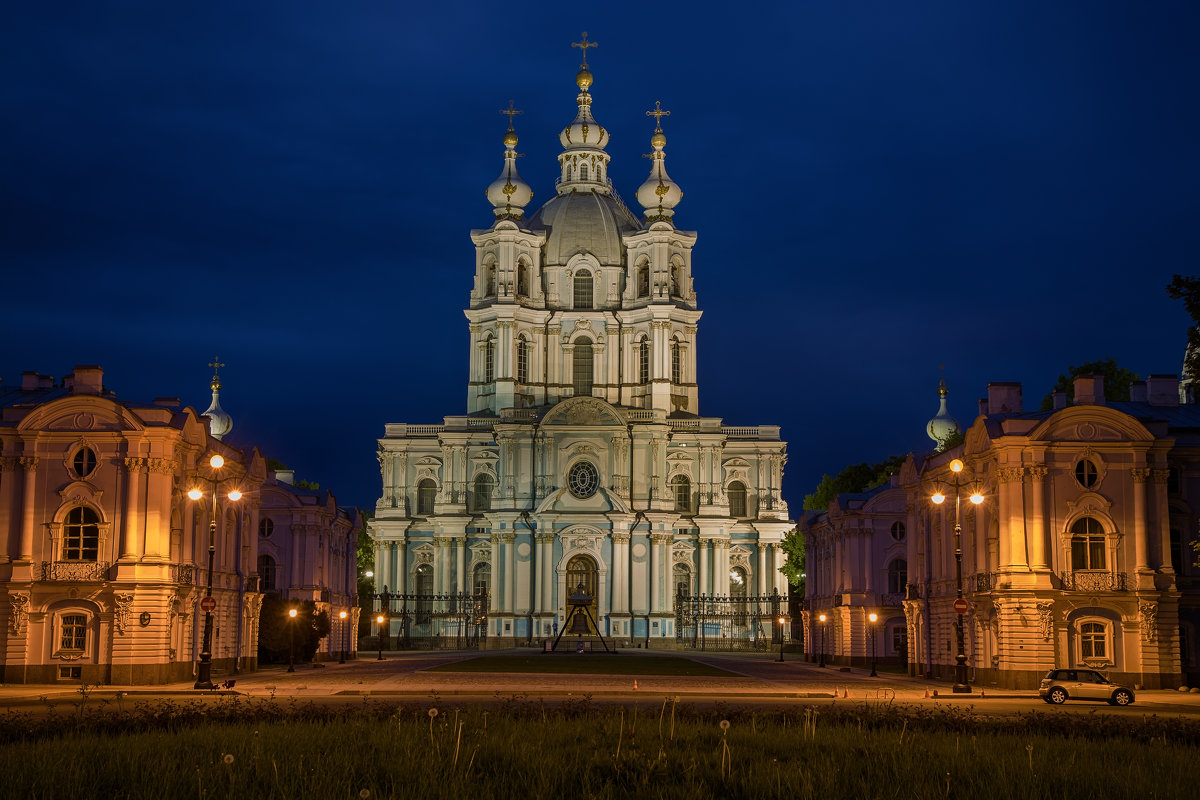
2,697,1197,799
425,654,740,677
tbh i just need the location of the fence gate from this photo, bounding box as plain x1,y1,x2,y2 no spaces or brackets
675,589,788,651
372,591,488,650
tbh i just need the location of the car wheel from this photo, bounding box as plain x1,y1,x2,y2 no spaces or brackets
1110,690,1133,706
1048,687,1068,704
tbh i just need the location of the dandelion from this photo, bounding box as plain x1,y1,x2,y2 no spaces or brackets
359,790,371,799
428,708,439,718
719,719,730,731
222,754,234,765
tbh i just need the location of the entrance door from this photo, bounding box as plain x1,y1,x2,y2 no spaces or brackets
565,554,600,635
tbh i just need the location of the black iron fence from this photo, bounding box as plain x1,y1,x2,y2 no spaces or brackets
675,589,788,651
371,590,488,650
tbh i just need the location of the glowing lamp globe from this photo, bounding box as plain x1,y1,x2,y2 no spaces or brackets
931,492,946,505
227,490,242,502
950,459,964,473
288,608,298,618
187,489,203,501
209,454,224,469
970,493,984,505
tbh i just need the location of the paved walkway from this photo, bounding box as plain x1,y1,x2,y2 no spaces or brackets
3,649,1199,711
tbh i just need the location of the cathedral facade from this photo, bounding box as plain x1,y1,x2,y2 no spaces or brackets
369,47,793,647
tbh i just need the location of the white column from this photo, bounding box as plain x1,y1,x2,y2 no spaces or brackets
504,533,516,612
612,532,630,614
489,535,501,613
543,533,555,614
1132,468,1150,570
649,534,662,613
456,536,467,593
715,540,729,595
757,544,767,595
1028,466,1048,570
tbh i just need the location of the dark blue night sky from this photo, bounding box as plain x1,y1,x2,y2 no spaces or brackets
3,1,1197,512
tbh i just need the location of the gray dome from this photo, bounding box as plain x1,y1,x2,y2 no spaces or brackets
526,190,640,266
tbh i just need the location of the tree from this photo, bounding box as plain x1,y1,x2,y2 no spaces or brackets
257,595,330,664
935,427,965,453
803,455,906,511
1038,358,1139,410
1168,275,1200,380
778,526,805,596
357,510,375,635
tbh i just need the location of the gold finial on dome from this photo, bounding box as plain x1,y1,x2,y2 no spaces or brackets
500,100,523,145
208,356,225,391
647,100,670,147
571,31,598,68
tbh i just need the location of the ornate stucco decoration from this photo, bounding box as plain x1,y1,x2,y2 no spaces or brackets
1140,602,1158,641
728,545,751,573
671,541,695,566
9,593,30,636
412,543,436,565
562,526,604,553
1036,601,1054,641
114,593,135,634
545,397,622,427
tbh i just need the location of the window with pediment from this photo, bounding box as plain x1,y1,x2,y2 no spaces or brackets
671,474,691,513
417,479,437,515
573,269,593,309
573,337,594,397
63,507,100,561
1070,517,1106,570
728,481,747,518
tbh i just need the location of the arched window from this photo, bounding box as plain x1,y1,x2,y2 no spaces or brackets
566,554,599,633
671,339,682,384
580,164,589,181
671,474,691,513
483,336,495,383
573,269,593,310
72,447,97,478
887,558,907,594
415,563,433,624
517,262,529,298
473,473,494,512
891,521,906,541
258,554,277,592
671,263,682,296
673,563,692,598
484,261,496,297
730,566,748,598
1070,517,1106,570
417,479,437,515
638,338,650,385
637,263,650,298
728,481,747,518
259,518,274,538
573,337,594,397
1080,621,1107,660
62,507,100,561
473,562,490,599
516,337,529,384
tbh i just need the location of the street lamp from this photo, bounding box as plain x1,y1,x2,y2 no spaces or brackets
376,614,386,660
777,616,786,662
187,453,242,690
287,607,298,673
818,613,827,668
930,458,984,694
339,610,348,664
868,612,878,677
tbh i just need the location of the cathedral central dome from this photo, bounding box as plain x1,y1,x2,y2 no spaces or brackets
525,190,639,266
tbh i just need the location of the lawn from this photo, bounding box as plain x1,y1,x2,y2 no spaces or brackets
425,654,740,677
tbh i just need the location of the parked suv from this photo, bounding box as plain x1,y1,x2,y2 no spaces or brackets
1039,669,1135,705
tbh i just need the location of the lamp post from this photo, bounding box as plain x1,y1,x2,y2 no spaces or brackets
376,614,386,660
818,613,827,668
339,610,348,663
930,457,984,694
777,616,786,662
287,607,298,673
187,454,242,690
868,612,878,677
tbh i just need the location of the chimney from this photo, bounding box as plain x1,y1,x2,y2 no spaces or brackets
70,365,104,395
1052,390,1067,410
21,372,38,391
273,469,295,485
978,398,989,416
987,382,1022,414
1146,374,1180,407
1073,374,1104,405
154,397,181,408
1129,381,1148,403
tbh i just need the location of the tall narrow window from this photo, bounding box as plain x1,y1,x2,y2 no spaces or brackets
1080,621,1107,659
887,558,908,594
638,338,650,385
60,614,87,652
417,479,437,515
62,507,100,561
671,340,682,384
671,474,691,513
671,263,682,296
516,337,529,384
674,563,691,598
580,164,589,181
484,261,496,296
473,562,490,599
484,336,495,383
415,564,433,624
473,474,494,512
517,263,529,298
728,481,747,518
573,337,594,397
258,554,277,592
1070,517,1106,570
637,263,650,298
573,269,593,310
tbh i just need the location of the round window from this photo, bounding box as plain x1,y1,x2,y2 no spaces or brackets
567,461,600,499
259,518,274,538
1075,459,1099,488
890,521,906,541
72,447,97,478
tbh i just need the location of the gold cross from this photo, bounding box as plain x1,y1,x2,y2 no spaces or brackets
208,357,225,375
646,100,670,132
571,31,598,68
500,100,523,131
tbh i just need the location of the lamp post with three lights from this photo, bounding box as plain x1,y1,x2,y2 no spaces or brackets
339,610,348,663
931,457,984,694
817,612,827,668
187,454,242,690
868,612,879,677
287,607,298,672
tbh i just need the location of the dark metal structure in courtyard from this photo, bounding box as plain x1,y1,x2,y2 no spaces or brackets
371,589,488,650
675,588,788,651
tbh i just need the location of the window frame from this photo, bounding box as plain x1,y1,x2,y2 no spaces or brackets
573,269,593,310
472,473,494,512
516,337,529,385
483,336,495,383
62,506,101,562
671,474,691,513
671,339,682,384
71,447,98,479
572,337,594,397
258,518,274,538
1075,459,1099,488
728,481,747,518
887,558,908,594
890,521,906,541
417,479,437,516
1075,617,1114,667
258,554,277,592
1069,517,1107,571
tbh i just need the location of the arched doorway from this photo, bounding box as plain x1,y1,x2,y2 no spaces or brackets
564,554,599,635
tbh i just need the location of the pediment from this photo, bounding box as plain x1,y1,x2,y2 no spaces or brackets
18,396,142,433
542,397,623,427
471,450,499,463
414,456,443,467
1028,407,1154,444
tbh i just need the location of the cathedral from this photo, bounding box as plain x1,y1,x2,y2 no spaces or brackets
369,39,793,647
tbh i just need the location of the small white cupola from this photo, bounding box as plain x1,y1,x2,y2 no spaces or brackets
556,32,611,194
202,357,233,440
926,377,959,449
636,100,683,222
485,101,533,221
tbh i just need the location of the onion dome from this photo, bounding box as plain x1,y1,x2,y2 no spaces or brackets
926,378,959,449
557,33,612,193
636,101,683,222
202,358,233,441
485,103,533,220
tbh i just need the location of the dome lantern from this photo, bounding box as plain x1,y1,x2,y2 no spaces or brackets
485,101,533,220
635,101,683,223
